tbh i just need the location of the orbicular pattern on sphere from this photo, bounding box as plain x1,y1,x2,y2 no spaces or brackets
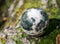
21,8,49,36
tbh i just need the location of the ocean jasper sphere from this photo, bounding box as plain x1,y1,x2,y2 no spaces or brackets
21,8,49,36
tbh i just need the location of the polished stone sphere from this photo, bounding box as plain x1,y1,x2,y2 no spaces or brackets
21,8,49,36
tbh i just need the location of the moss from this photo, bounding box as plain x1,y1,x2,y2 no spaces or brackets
56,0,60,8
0,38,6,44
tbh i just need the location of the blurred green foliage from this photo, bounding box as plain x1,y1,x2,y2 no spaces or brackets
56,0,60,8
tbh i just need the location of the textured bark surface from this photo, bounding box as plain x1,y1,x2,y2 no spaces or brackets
56,34,60,44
